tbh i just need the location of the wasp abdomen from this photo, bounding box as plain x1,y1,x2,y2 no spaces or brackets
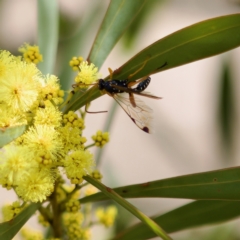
132,77,151,93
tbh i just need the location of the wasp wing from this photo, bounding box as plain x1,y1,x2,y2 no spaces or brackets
113,93,154,133
110,84,161,99
130,91,161,99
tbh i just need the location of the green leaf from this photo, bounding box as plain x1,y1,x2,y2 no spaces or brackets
218,61,234,154
83,175,172,240
37,0,59,74
0,125,26,148
95,101,118,166
0,203,40,240
65,14,240,113
113,200,240,240
122,0,163,48
113,13,240,81
81,167,240,203
88,0,147,69
58,2,105,91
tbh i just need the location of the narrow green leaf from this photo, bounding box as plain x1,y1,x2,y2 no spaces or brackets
113,13,240,82
122,0,163,48
113,200,240,240
83,175,172,240
218,61,234,154
37,0,58,74
58,2,105,91
88,0,147,69
0,203,40,240
65,14,240,113
0,125,26,147
95,101,118,166
81,167,240,203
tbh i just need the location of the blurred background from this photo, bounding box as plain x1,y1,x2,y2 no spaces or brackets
0,0,240,239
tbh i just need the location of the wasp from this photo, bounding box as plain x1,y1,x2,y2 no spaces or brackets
97,76,161,133
79,61,167,133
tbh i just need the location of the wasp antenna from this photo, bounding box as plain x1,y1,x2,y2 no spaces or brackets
85,104,107,114
85,109,108,114
79,83,95,87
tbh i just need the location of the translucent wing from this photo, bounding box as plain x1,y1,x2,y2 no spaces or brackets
110,84,161,99
113,93,154,133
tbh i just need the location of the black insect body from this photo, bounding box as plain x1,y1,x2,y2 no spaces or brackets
97,77,161,133
98,79,128,94
132,77,151,93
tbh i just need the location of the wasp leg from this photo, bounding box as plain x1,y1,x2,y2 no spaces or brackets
85,103,107,114
108,68,114,80
60,84,81,109
129,93,137,107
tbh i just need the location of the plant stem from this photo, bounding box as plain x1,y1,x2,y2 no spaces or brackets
49,183,62,238
83,175,173,240
85,143,95,149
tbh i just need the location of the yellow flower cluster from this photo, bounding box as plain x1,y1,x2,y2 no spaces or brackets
74,61,99,87
38,213,50,227
69,56,84,71
96,205,118,227
0,48,114,239
0,50,95,203
21,227,44,240
60,112,87,153
91,169,103,181
65,150,94,184
64,58,101,107
65,199,81,212
63,111,85,130
0,51,41,114
63,212,91,240
40,75,65,106
18,43,43,64
2,201,23,221
92,130,110,147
